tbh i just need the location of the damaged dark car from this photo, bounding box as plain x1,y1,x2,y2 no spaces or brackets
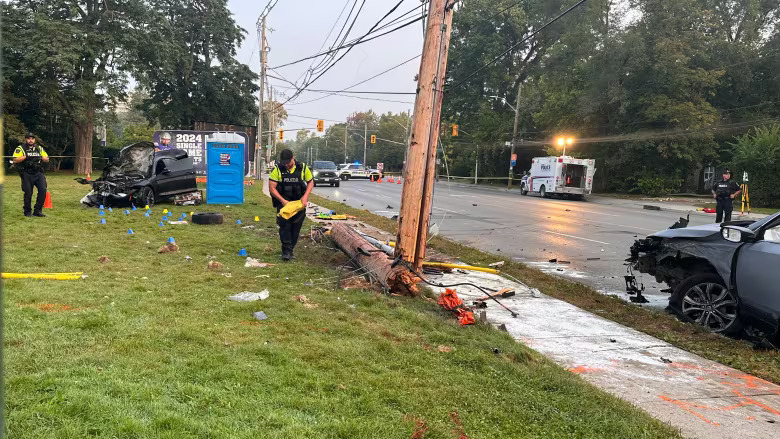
628,212,780,340
76,142,197,208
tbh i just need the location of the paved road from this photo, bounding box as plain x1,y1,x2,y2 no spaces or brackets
314,178,730,307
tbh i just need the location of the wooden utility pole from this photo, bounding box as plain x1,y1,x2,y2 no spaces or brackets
266,86,275,163
344,121,348,162
255,16,267,178
507,83,521,189
363,123,368,165
395,0,454,271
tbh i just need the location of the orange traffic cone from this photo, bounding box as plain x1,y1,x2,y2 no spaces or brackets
43,191,53,209
389,177,395,183
397,177,402,184
86,172,91,181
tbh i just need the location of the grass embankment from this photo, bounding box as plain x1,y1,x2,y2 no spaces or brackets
694,202,777,215
2,174,681,438
310,194,780,386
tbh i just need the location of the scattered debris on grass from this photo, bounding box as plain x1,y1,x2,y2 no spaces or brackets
409,419,429,439
293,295,318,308
437,289,475,325
158,242,179,253
207,261,223,270
21,303,80,312
228,290,270,302
244,257,274,268
97,255,110,263
253,311,268,321
340,276,372,290
488,261,505,267
450,411,469,439
437,345,453,353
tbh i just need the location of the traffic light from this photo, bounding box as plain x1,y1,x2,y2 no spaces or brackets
316,120,324,132
278,129,284,140
370,134,376,144
452,124,458,136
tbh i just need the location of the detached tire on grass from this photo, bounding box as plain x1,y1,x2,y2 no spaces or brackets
191,212,224,225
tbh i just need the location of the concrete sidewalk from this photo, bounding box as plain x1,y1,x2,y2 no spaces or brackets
428,270,780,439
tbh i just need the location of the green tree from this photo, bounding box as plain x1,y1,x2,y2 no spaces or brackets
137,0,259,130
729,124,780,207
3,0,154,173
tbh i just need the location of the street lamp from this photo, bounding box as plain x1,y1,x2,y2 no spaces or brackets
556,136,575,156
488,95,517,113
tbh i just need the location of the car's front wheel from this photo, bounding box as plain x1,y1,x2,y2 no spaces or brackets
138,186,155,208
334,181,340,187
670,273,742,335
341,174,349,181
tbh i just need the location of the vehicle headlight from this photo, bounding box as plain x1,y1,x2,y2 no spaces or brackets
313,171,319,177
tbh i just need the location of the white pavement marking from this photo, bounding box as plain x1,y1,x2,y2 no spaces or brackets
432,206,460,214
543,230,612,245
429,269,780,439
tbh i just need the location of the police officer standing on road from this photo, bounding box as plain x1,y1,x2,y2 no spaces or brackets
12,133,49,217
269,149,314,261
712,169,741,223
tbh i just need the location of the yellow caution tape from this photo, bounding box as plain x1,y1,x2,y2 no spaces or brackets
421,262,499,274
2,272,84,280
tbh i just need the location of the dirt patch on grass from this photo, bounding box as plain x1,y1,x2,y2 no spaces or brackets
21,303,81,312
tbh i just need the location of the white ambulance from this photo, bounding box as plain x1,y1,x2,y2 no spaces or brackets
520,156,596,200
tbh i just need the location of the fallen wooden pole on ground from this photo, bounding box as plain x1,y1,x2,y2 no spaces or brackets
329,224,420,295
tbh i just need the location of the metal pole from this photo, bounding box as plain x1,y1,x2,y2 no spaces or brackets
508,82,521,189
344,122,348,162
363,123,367,165
475,146,478,185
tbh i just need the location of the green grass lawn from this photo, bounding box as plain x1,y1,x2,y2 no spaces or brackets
694,202,778,215
3,173,680,438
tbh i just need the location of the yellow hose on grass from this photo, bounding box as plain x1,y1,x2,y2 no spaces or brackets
2,272,84,280
421,262,499,274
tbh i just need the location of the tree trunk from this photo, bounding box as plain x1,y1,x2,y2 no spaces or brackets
73,103,95,174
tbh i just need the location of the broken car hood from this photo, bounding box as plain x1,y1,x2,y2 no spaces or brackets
102,142,155,180
651,224,721,239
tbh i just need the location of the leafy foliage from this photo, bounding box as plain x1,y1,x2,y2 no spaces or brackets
729,124,780,207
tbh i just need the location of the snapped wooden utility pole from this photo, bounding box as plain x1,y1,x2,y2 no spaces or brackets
395,0,454,272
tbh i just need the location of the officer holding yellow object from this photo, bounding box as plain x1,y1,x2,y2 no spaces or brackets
269,149,313,261
13,133,49,217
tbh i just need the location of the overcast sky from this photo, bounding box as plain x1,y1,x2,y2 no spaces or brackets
227,0,425,132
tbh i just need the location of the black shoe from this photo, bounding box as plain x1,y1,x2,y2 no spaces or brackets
33,211,46,217
281,251,292,261
24,212,32,217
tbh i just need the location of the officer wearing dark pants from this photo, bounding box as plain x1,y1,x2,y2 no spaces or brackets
13,133,49,217
269,149,313,261
712,169,741,223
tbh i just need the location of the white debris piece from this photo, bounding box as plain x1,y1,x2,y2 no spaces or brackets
245,257,274,268
488,261,505,268
228,290,270,302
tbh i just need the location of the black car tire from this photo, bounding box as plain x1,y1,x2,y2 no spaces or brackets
539,185,547,198
192,212,224,225
520,184,528,196
334,181,340,187
670,273,742,335
341,174,350,181
138,186,155,207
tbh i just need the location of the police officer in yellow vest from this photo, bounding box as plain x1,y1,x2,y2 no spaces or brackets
269,149,313,260
13,133,49,217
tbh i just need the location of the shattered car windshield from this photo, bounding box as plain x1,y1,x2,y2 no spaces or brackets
103,142,155,180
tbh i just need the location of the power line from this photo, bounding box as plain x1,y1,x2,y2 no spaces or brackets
281,54,421,106
271,4,425,70
448,0,590,91
295,0,354,85
287,92,414,106
273,0,408,110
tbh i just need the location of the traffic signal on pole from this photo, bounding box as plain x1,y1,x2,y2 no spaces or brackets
278,129,284,140
370,134,376,144
452,124,458,136
316,120,324,132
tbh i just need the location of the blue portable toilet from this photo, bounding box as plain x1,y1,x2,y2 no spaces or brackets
207,133,245,204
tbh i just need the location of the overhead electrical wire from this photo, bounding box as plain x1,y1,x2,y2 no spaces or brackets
295,0,354,85
271,1,426,70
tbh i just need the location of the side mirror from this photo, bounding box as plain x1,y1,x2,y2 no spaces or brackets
161,169,171,175
721,225,756,243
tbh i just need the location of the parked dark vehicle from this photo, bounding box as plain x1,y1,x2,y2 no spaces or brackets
312,160,340,187
76,142,197,207
628,212,780,340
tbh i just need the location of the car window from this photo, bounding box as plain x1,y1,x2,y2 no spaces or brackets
764,225,780,243
350,165,360,170
155,160,168,175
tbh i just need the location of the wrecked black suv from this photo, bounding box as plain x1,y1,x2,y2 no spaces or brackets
77,142,197,208
628,212,780,339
